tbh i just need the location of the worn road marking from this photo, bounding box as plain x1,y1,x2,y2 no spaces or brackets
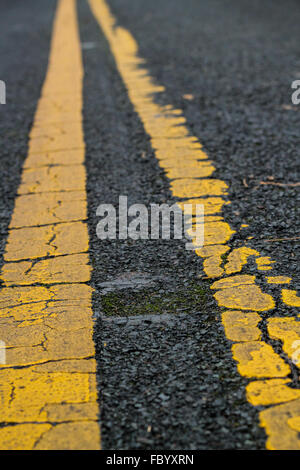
89,0,300,449
0,0,100,450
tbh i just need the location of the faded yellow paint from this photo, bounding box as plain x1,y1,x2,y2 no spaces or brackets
0,0,100,450
89,0,300,449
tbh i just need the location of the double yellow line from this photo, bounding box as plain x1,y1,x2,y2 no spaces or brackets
0,0,300,450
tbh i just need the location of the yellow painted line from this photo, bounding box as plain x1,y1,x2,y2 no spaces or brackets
89,0,300,449
0,0,100,450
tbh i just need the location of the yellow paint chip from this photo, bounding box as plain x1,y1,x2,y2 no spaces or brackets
282,289,300,308
232,341,290,378
260,399,300,450
268,317,300,365
196,245,229,278
177,197,227,216
214,284,275,311
165,162,215,179
266,276,292,285
211,274,255,290
224,247,259,275
256,256,275,271
222,310,261,342
246,379,300,406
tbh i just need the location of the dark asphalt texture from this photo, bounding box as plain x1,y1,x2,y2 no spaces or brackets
0,0,299,450
106,0,300,291
0,0,57,277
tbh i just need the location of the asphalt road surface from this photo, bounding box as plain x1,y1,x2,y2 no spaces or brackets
0,0,299,451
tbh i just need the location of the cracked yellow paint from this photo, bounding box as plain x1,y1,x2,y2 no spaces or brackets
18,165,86,194
2,253,91,286
10,191,87,228
0,0,100,450
246,379,300,406
0,424,52,451
89,0,300,449
24,149,84,168
4,222,88,261
0,369,96,423
282,289,300,308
